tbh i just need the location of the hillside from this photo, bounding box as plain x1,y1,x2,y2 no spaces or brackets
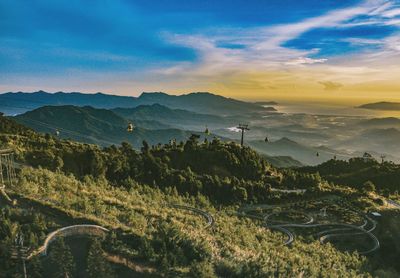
299,157,400,193
13,105,196,147
1,116,400,277
263,155,304,168
112,104,230,130
358,101,400,111
12,105,315,168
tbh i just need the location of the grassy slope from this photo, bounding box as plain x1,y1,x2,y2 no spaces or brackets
11,167,370,277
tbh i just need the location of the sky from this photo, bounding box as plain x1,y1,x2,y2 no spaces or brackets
1,0,400,103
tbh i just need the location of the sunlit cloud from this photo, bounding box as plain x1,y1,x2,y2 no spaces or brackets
318,81,344,91
150,0,400,101
286,57,328,66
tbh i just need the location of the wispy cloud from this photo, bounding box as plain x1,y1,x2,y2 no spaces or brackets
286,57,328,66
148,0,400,99
162,0,398,73
319,81,343,91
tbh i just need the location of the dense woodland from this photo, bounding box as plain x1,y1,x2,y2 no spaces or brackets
1,114,400,277
300,157,400,194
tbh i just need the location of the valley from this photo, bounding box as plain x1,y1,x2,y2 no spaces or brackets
4,91,400,166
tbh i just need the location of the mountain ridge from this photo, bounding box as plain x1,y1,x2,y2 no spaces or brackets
13,105,197,147
0,90,268,116
357,101,400,111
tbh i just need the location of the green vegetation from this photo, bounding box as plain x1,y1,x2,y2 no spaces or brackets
1,115,400,277
300,157,400,194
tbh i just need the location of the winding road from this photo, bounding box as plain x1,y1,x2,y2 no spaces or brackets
239,203,380,254
170,204,214,228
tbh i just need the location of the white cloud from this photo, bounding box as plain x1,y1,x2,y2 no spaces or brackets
382,7,400,17
285,57,328,66
146,0,400,95
161,0,396,74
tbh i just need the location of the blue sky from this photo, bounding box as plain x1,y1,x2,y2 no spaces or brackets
1,0,400,101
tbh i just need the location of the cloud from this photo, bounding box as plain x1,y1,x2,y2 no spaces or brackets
142,0,400,100
285,57,328,66
319,81,343,91
162,0,395,75
381,7,400,18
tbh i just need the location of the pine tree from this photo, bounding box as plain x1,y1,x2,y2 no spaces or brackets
86,239,115,278
48,238,75,278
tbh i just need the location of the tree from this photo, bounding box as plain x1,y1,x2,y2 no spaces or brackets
362,180,376,194
48,238,75,278
86,239,115,278
188,260,217,278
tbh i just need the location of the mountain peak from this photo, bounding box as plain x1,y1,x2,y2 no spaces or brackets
276,137,298,144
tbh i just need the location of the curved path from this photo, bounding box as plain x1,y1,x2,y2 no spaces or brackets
319,226,380,255
170,204,214,228
263,211,314,246
268,225,295,245
27,224,109,259
240,204,380,254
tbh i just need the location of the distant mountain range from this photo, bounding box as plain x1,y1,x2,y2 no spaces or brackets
358,117,400,128
0,91,270,116
0,91,135,115
335,128,400,159
13,104,306,167
6,90,400,166
358,102,400,111
248,137,350,165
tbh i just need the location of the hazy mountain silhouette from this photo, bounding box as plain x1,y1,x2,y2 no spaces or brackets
358,102,400,111
249,137,349,165
0,91,269,116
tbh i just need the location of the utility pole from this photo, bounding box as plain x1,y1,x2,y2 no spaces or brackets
0,149,17,203
0,148,17,188
236,124,250,147
11,233,29,278
380,155,386,164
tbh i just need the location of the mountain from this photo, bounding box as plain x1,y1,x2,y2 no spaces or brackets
335,128,400,159
248,137,350,165
358,117,400,128
0,91,270,116
13,105,198,147
253,101,279,106
134,92,271,115
263,155,304,168
358,101,400,111
112,103,231,130
0,91,137,115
